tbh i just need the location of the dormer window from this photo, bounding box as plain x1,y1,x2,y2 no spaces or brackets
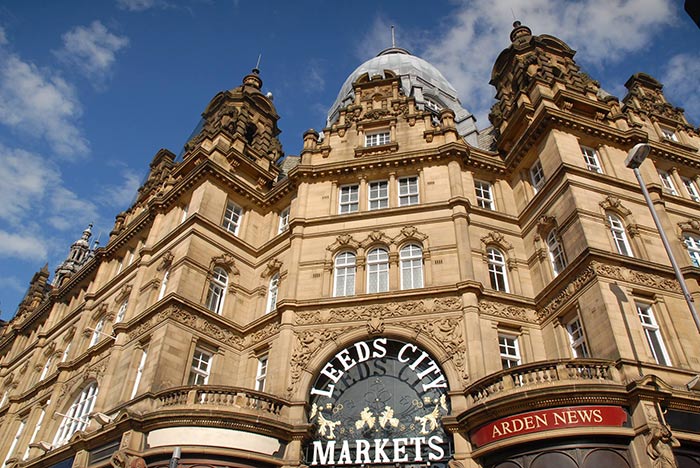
660,126,678,142
425,98,443,113
365,131,390,147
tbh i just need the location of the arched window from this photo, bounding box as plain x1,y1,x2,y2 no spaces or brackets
684,233,700,267
53,382,98,447
546,229,567,276
266,273,280,313
487,247,509,292
205,267,228,314
400,244,423,290
333,252,356,297
607,213,633,256
366,248,389,293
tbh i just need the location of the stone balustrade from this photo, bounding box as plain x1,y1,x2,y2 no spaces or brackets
155,385,288,417
467,359,621,406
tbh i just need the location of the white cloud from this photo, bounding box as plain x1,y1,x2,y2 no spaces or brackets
97,169,142,209
0,276,26,295
116,0,168,11
0,51,88,158
420,0,677,125
0,230,49,262
55,21,129,84
662,53,700,126
355,16,424,62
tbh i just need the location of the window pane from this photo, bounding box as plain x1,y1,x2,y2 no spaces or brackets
223,201,243,233
369,181,389,210
400,244,423,289
367,248,389,293
339,185,359,213
398,177,419,206
334,252,356,296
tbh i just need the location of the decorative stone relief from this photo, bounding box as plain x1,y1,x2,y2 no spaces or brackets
591,261,681,292
287,329,339,395
678,218,700,235
297,298,462,325
157,251,174,271
394,317,468,382
599,195,632,217
261,258,283,278
327,234,360,253
479,300,533,322
211,253,240,276
360,230,393,248
646,424,680,468
246,322,280,346
116,284,133,302
537,265,596,322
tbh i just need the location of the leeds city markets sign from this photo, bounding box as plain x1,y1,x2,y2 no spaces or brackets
305,338,452,467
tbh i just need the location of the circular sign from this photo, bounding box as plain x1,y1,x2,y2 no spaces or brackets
305,338,452,467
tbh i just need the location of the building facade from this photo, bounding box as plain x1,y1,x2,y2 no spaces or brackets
1,22,700,468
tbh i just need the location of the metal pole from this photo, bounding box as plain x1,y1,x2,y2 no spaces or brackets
633,167,700,333
168,447,181,468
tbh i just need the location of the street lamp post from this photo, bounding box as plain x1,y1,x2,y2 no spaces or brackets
625,143,700,333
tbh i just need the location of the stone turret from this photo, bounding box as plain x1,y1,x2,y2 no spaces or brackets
15,264,51,320
53,224,94,287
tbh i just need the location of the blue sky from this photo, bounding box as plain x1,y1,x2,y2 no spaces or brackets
0,0,698,320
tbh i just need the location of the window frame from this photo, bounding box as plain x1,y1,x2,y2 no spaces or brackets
255,354,268,392
400,244,424,290
278,206,290,233
333,251,356,297
635,302,671,366
498,334,521,369
3,418,26,468
683,233,700,267
658,170,678,195
205,267,228,314
366,247,389,293
660,126,678,142
157,269,169,301
566,316,590,358
338,184,359,214
365,130,390,147
486,247,509,292
546,229,567,276
188,347,212,385
368,180,389,210
223,200,243,234
580,145,603,173
682,177,700,202
130,348,148,399
89,317,106,347
115,299,128,323
529,160,545,193
475,180,495,210
398,176,419,207
607,213,633,257
52,382,98,447
266,272,280,313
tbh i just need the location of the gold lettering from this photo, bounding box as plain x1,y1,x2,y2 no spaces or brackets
534,414,548,428
593,409,603,423
523,416,535,430
566,411,579,424
492,424,503,438
553,412,567,425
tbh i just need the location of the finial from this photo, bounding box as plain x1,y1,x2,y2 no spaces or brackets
391,25,396,48
510,20,531,42
254,53,262,73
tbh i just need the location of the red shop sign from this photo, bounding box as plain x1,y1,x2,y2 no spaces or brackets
471,405,628,447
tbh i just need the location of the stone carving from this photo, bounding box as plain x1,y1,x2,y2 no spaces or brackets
111,450,147,468
288,329,339,395
600,195,632,216
479,301,532,322
261,258,283,278
646,425,680,468
537,265,596,322
116,284,133,302
678,218,700,234
211,253,240,276
312,298,462,325
395,317,468,381
127,306,243,349
396,225,428,243
246,323,280,346
360,230,393,248
157,251,174,271
590,261,682,293
327,234,360,252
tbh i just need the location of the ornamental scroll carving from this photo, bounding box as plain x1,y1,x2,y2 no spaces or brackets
127,306,243,349
591,261,682,293
479,301,533,322
297,297,462,325
246,322,280,347
394,317,468,383
537,265,596,322
287,329,339,396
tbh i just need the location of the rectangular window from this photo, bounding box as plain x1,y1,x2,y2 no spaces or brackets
223,200,243,234
498,334,521,369
580,145,602,173
255,355,268,392
3,418,26,468
529,160,545,193
39,356,52,381
126,249,135,266
89,317,106,347
660,127,678,142
368,180,389,210
365,131,390,147
115,300,128,323
130,348,148,399
566,316,590,358
339,184,359,214
682,177,700,202
62,342,71,362
398,176,419,206
158,270,169,301
475,180,495,210
636,303,671,366
23,406,46,460
180,204,189,223
278,206,290,233
658,171,678,195
188,348,212,385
